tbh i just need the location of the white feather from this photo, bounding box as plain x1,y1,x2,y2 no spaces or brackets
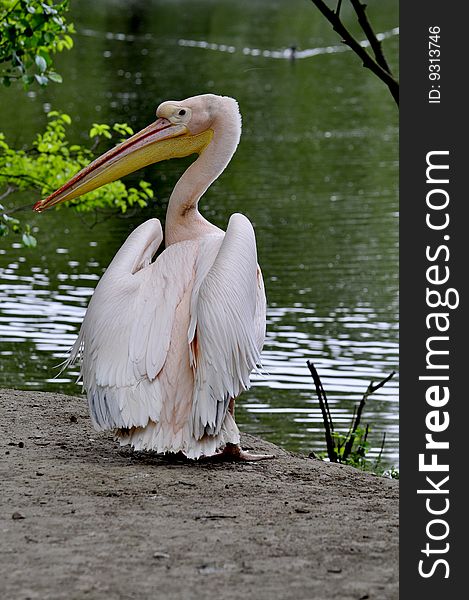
189,213,265,440
67,218,197,430
63,95,267,458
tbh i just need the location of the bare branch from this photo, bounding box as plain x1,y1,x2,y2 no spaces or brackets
307,360,337,462
349,0,392,75
342,371,395,461
309,0,399,105
367,370,396,395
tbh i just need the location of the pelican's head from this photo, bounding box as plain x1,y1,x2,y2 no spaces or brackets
33,94,234,212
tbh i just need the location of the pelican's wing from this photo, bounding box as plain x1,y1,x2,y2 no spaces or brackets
189,213,266,439
68,218,196,430
254,265,267,351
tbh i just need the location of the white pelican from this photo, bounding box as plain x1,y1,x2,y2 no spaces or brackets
34,94,272,461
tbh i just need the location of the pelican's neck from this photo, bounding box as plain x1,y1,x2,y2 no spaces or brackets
165,100,241,246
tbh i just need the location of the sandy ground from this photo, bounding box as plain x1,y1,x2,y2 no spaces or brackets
0,389,398,600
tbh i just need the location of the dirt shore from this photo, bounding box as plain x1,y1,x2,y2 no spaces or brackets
0,389,398,599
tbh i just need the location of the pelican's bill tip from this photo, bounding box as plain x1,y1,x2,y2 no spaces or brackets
33,199,46,212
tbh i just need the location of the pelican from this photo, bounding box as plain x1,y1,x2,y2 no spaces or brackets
34,94,272,461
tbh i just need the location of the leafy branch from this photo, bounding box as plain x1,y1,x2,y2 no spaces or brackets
0,0,75,87
0,112,155,246
309,0,399,105
0,204,37,246
0,2,157,248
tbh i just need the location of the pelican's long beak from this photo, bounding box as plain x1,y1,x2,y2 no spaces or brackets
33,118,213,212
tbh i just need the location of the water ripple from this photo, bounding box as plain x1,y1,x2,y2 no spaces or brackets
77,25,399,62
0,269,398,464
178,27,399,60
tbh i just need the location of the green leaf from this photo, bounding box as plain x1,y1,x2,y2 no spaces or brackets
22,232,38,248
35,55,47,73
0,106,155,245
63,34,73,49
34,73,48,86
89,123,112,139
47,71,62,83
2,214,20,226
113,123,134,136
41,3,58,16
36,49,52,66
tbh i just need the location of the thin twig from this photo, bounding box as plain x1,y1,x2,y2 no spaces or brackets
319,371,334,433
344,393,364,459
375,431,386,467
90,137,102,153
357,423,369,457
3,201,38,214
342,371,395,461
349,0,392,74
307,360,337,462
0,172,50,190
366,370,396,396
345,404,357,441
338,404,356,456
309,0,399,105
0,185,16,202
342,392,367,462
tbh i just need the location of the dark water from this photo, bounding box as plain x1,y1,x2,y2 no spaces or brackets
0,0,399,464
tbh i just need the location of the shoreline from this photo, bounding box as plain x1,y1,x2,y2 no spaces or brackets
1,388,398,599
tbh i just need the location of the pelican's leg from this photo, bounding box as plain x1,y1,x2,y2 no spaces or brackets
221,443,275,461
216,398,275,461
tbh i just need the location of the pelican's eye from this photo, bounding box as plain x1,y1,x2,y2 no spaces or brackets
171,106,191,124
